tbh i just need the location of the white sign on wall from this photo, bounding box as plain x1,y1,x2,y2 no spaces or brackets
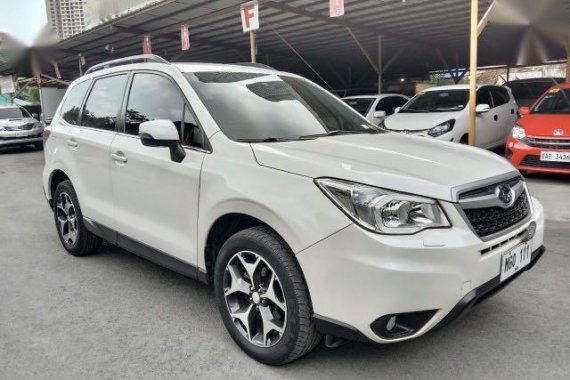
330,0,345,17
0,75,16,94
241,1,259,33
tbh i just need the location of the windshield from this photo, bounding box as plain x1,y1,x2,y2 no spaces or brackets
400,90,468,113
184,72,377,141
343,98,375,116
0,107,29,119
531,88,570,114
508,81,560,101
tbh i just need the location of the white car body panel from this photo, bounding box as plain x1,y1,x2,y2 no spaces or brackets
342,94,409,125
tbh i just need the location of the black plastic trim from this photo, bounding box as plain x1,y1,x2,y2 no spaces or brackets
434,245,545,330
83,218,208,284
313,314,372,343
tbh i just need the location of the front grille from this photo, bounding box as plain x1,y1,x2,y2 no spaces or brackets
521,155,570,170
3,123,35,131
463,192,530,238
524,137,570,150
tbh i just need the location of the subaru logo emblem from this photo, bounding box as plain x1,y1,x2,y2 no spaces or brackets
553,129,564,136
495,184,515,208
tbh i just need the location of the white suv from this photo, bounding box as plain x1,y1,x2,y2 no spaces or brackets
382,84,518,149
43,55,545,365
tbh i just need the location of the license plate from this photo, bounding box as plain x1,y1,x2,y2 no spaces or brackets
540,151,570,162
500,242,532,282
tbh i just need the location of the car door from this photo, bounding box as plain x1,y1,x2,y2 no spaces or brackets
109,71,207,265
475,86,498,148
490,86,517,144
65,74,127,228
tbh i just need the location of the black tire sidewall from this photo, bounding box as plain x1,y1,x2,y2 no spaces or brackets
53,181,86,254
214,229,307,365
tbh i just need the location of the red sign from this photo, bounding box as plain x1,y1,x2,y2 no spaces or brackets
181,24,190,51
330,0,345,17
240,1,259,33
143,34,152,54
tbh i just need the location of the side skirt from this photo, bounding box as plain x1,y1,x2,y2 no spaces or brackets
83,217,209,284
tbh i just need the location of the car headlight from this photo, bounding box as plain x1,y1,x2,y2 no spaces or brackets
428,119,455,137
511,124,526,140
315,178,450,234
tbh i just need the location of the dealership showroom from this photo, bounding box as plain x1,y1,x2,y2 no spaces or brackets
1,0,570,378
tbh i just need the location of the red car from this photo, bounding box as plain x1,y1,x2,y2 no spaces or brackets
506,82,570,174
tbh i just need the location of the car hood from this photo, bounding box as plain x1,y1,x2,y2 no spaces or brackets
251,133,517,202
0,118,38,128
519,114,570,138
384,111,461,131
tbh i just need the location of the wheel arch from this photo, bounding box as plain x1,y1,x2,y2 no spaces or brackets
48,169,71,208
203,213,284,283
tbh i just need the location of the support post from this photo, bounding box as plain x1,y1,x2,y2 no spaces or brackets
250,31,256,63
377,35,383,93
468,0,479,146
565,38,570,82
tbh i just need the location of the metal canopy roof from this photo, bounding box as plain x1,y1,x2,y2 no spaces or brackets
20,0,570,91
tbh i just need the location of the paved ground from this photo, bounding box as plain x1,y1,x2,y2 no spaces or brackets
1,147,569,380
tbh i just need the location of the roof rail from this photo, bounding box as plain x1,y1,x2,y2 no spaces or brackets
84,54,169,75
233,62,275,70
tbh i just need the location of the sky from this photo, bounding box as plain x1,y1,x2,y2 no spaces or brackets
0,0,47,45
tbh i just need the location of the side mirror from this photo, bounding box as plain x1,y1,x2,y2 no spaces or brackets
476,104,490,114
373,110,387,119
139,120,186,163
394,107,401,114
518,106,530,116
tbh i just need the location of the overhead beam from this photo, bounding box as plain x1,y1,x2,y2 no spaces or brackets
477,0,497,36
346,27,379,74
383,44,407,73
468,0,479,146
262,0,436,48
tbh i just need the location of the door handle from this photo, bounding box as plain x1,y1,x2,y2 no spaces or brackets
111,152,128,163
67,138,78,148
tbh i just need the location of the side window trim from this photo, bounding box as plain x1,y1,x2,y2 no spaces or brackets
121,69,211,152
78,72,129,131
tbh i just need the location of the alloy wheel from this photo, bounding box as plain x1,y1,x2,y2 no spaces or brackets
56,192,78,246
223,251,287,348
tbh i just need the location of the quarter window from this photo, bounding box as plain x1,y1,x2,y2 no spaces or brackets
81,75,127,131
59,80,91,125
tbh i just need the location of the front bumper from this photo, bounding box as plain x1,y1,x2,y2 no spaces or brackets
0,132,43,147
298,197,545,343
507,137,570,174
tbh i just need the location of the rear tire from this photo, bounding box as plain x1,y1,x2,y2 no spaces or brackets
214,226,321,365
460,135,469,144
53,180,102,256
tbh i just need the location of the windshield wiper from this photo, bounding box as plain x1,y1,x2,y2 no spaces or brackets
237,137,292,143
299,129,378,140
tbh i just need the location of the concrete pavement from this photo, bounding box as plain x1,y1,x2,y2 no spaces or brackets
0,147,568,379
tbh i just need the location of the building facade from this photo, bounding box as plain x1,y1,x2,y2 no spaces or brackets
45,0,87,40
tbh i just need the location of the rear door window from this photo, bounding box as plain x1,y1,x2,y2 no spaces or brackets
81,74,128,131
59,80,91,125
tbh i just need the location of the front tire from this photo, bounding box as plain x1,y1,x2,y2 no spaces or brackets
53,180,102,256
214,227,321,365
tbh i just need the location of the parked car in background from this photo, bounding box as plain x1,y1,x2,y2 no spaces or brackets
505,77,565,107
381,84,518,149
43,56,545,365
506,83,570,174
0,106,43,149
342,94,409,125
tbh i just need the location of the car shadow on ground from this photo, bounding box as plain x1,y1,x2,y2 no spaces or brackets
0,146,42,155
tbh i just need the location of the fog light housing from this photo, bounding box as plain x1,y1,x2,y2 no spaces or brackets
371,310,437,339
523,221,536,242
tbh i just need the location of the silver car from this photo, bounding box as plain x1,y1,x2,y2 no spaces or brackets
0,106,43,149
